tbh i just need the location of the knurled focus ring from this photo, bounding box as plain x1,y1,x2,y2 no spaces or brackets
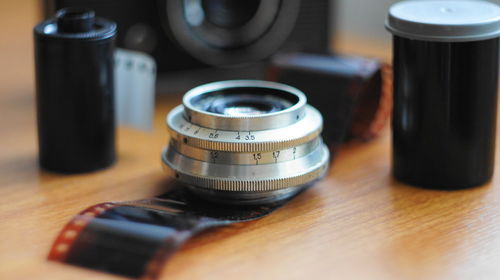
167,105,323,152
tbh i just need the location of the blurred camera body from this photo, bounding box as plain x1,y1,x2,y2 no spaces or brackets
45,0,331,88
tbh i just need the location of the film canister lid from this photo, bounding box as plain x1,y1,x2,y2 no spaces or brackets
385,0,500,42
35,8,116,40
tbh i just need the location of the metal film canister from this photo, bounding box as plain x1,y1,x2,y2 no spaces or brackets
386,0,500,188
34,8,117,173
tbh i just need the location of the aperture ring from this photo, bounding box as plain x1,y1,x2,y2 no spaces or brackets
167,105,323,152
162,144,330,192
170,138,320,165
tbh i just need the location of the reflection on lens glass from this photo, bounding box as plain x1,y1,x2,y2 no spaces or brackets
201,0,261,28
189,87,300,117
221,98,277,116
184,0,205,26
223,107,266,116
204,94,292,116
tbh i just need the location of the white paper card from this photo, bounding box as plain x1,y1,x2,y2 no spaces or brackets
114,48,157,131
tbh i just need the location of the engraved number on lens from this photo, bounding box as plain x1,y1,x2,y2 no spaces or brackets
209,131,219,139
253,153,262,164
245,132,255,141
272,151,280,163
210,151,219,163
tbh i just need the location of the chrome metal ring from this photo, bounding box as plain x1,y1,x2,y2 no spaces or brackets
167,104,322,152
182,80,307,131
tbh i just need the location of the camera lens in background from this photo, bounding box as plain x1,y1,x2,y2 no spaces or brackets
182,0,277,49
166,0,300,66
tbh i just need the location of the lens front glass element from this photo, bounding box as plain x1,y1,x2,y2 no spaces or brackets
190,87,297,117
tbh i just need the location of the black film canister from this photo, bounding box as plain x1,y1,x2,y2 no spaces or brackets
386,0,500,188
34,8,117,173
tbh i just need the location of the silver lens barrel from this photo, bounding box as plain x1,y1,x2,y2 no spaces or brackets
162,80,330,204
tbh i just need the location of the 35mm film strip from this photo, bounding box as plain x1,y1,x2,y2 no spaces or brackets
48,186,292,279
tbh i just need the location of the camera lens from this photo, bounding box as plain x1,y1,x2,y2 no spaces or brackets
191,88,294,116
162,80,330,204
166,0,300,66
201,0,261,29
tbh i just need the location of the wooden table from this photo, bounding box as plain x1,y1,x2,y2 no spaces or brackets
1,2,499,280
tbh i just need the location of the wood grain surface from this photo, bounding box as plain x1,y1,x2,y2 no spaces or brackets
1,2,499,280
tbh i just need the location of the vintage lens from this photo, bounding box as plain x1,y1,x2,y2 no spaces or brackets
162,80,330,204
